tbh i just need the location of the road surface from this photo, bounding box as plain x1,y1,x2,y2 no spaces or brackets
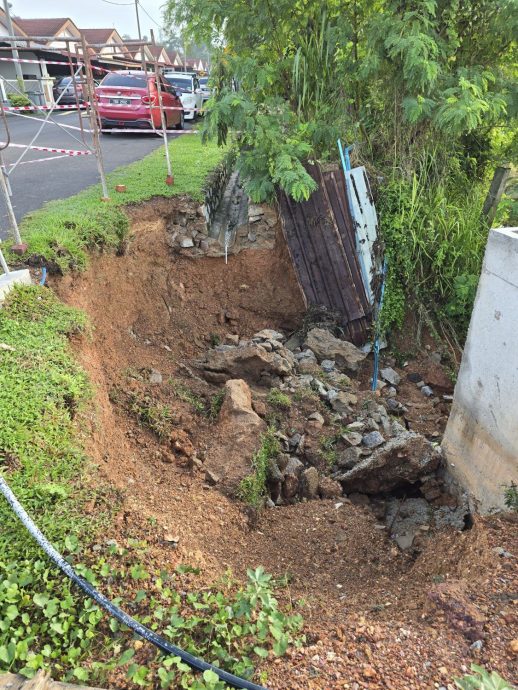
0,111,189,238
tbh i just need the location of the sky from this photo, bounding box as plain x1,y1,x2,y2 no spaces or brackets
8,0,167,39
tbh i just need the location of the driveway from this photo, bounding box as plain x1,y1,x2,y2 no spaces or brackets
0,111,190,238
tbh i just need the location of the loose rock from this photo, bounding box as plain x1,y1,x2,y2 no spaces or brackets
305,328,367,375
335,430,441,493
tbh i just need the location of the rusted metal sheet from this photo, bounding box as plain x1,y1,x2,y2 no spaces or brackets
278,163,371,344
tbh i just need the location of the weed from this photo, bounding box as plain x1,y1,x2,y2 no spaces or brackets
292,386,319,404
209,333,221,348
6,137,227,272
379,160,487,340
238,428,281,507
0,549,303,689
267,388,292,410
209,390,225,419
170,379,206,414
129,393,174,440
319,436,338,467
454,664,514,689
503,482,518,512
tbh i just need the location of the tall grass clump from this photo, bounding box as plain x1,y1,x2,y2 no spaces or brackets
379,153,488,339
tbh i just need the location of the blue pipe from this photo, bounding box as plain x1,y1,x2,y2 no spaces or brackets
39,267,47,286
0,475,267,690
371,259,388,391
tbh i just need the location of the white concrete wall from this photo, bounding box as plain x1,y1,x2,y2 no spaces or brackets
442,227,518,512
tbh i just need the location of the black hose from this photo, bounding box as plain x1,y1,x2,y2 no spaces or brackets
0,475,268,690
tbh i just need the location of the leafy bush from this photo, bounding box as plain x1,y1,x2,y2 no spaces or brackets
7,93,31,108
455,664,515,690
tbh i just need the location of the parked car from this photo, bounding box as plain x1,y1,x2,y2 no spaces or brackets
53,76,86,105
163,72,203,119
95,71,184,132
199,76,212,103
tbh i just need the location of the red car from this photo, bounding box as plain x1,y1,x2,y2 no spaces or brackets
95,70,184,132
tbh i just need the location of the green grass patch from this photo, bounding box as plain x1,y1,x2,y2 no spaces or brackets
238,428,281,508
267,388,292,410
127,392,175,441
0,285,99,560
170,378,206,415
6,136,227,273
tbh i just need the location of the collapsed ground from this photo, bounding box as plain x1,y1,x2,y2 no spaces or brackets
46,199,518,689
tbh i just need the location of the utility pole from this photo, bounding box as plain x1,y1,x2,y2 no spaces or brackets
2,0,24,90
134,0,146,73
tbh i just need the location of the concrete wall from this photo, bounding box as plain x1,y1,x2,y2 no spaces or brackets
442,227,518,513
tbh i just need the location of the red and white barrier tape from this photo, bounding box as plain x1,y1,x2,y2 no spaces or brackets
0,56,84,67
101,128,199,135
4,104,87,112
0,142,92,155
2,154,71,167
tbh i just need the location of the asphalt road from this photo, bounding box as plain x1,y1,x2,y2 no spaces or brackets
0,111,189,239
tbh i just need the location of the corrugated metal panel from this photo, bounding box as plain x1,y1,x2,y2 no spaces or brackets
344,166,380,304
278,163,372,344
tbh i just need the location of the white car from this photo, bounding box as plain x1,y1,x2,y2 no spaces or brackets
164,72,203,119
199,76,212,103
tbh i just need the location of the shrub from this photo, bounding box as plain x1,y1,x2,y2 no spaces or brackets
7,93,31,108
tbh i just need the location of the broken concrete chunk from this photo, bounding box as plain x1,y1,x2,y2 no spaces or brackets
330,391,358,415
380,367,401,387
341,431,363,447
304,328,367,375
198,343,295,384
337,446,362,470
362,431,385,448
179,237,195,248
302,466,320,499
318,476,343,499
335,430,441,493
148,368,163,385
253,328,286,342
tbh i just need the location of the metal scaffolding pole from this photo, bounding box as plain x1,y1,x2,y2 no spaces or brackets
151,29,173,185
80,33,110,200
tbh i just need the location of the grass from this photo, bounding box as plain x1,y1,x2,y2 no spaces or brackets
6,136,227,273
238,427,281,508
267,388,292,410
0,286,102,560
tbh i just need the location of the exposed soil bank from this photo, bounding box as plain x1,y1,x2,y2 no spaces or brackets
54,200,517,689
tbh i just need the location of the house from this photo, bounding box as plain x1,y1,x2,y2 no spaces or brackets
166,50,183,70
79,28,131,61
148,44,171,66
0,8,27,38
13,17,81,52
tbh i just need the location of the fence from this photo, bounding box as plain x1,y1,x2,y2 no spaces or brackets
0,30,196,247
279,163,373,344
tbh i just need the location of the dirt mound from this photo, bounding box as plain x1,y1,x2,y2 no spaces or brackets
53,200,517,688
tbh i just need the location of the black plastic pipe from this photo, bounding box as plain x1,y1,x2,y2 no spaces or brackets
0,475,268,690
